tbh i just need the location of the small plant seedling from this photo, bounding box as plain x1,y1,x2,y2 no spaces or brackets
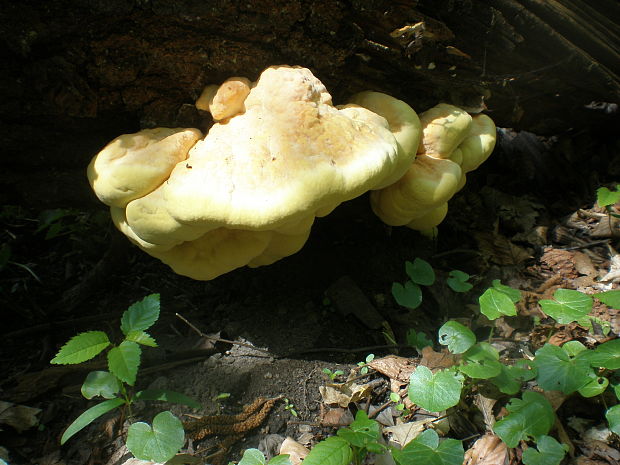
358,353,375,375
51,294,200,463
323,367,344,381
597,186,620,218
389,392,410,415
237,448,293,465
392,257,435,309
446,270,473,293
283,398,298,417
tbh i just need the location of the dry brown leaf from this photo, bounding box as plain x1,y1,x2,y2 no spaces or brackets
475,229,533,266
320,407,353,426
464,434,509,465
369,355,417,383
384,421,427,447
578,439,620,463
279,437,309,464
0,401,41,433
420,346,458,371
319,382,372,408
473,394,497,430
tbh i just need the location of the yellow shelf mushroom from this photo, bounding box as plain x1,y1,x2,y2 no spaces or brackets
370,103,497,235
87,66,420,280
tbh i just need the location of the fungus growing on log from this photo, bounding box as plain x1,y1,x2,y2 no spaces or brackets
87,65,419,280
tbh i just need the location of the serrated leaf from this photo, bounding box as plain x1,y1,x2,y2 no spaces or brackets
392,429,464,465
125,330,158,347
238,448,267,465
522,435,568,465
460,343,502,379
60,398,125,444
595,290,620,308
491,280,522,303
606,404,620,434
446,270,473,293
493,391,554,448
597,186,620,207
438,321,476,354
539,289,592,324
81,371,121,399
51,331,110,364
302,436,352,465
135,389,201,409
107,341,141,386
533,344,593,394
479,288,517,320
408,366,463,412
392,281,423,309
406,258,435,286
120,294,160,335
126,411,184,463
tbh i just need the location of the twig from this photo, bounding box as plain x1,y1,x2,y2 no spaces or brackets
558,239,610,250
175,313,272,356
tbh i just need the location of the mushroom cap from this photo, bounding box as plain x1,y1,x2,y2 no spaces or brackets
418,103,472,158
195,77,252,121
459,114,497,173
87,128,202,208
406,202,448,231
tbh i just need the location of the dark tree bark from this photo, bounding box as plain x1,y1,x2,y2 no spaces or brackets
1,0,618,207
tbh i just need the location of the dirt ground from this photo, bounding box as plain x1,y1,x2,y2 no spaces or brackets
1,125,619,464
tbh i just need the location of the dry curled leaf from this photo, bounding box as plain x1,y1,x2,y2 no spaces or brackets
419,346,458,371
369,355,417,383
0,401,41,433
319,382,372,408
464,434,509,465
279,437,309,464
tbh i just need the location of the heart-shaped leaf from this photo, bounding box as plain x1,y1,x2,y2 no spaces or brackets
479,288,517,320
81,371,121,399
438,321,476,354
126,411,185,463
392,429,464,465
392,281,423,309
406,258,435,286
447,270,473,293
408,366,463,412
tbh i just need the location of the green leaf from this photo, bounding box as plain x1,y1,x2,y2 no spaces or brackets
302,436,352,465
125,330,158,347
438,321,476,354
446,270,473,293
562,340,587,356
595,290,620,308
596,186,620,207
606,404,620,434
493,391,555,448
577,373,609,398
406,258,435,286
337,411,383,452
490,360,537,395
60,398,125,444
126,411,185,463
268,455,294,465
522,435,568,465
81,371,121,399
406,329,433,351
582,339,620,370
479,288,517,320
491,280,522,303
539,289,592,324
392,429,464,465
107,341,141,386
51,331,110,365
392,281,423,309
238,448,266,465
533,344,593,394
135,389,201,409
459,343,502,379
120,294,161,335
408,366,463,412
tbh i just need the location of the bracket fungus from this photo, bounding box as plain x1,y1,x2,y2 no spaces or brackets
87,65,420,280
370,103,497,234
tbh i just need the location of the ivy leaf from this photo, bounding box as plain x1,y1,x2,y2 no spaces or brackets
107,341,141,386
606,404,620,434
479,288,517,320
126,411,184,463
120,294,160,335
595,289,620,308
125,330,158,347
581,339,620,369
392,281,423,309
459,343,502,379
302,436,352,465
406,258,435,286
493,391,555,448
51,331,110,364
533,344,593,394
522,435,568,465
392,429,464,465
596,186,620,207
491,280,522,302
446,270,472,293
81,371,121,400
539,289,592,324
438,321,476,354
408,366,463,412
